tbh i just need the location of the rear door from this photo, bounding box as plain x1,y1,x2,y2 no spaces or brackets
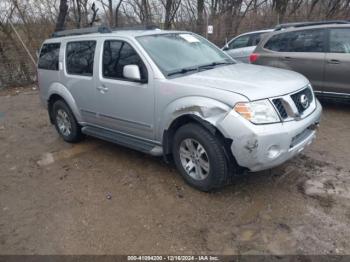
324,28,350,95
261,29,326,91
61,40,98,124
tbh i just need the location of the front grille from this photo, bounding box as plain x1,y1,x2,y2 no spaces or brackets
291,87,313,114
273,99,288,119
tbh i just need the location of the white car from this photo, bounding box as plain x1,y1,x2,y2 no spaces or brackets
223,29,273,63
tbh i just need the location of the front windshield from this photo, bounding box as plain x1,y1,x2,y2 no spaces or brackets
137,33,234,76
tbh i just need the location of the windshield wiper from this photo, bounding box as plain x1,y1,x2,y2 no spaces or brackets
167,61,234,77
198,61,234,70
167,67,198,77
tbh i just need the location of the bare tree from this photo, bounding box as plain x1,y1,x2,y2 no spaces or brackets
196,0,204,34
89,2,99,26
55,0,68,31
115,0,124,26
73,0,82,28
162,0,182,29
273,0,289,23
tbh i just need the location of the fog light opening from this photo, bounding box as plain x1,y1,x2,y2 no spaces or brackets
267,145,281,159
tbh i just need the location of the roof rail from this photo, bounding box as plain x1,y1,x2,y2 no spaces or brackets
51,25,111,38
274,20,350,31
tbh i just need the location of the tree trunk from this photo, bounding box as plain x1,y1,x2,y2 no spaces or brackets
115,0,124,27
164,0,173,29
142,0,151,25
108,0,113,26
196,0,204,35
55,0,69,32
89,2,99,26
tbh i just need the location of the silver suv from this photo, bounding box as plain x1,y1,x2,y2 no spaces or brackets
37,26,322,191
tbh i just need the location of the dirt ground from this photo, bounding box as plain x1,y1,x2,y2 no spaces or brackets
0,86,350,255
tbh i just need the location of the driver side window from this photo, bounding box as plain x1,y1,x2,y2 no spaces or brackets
102,40,148,81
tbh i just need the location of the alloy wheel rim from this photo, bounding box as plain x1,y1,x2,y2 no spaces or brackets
179,138,210,180
56,109,72,137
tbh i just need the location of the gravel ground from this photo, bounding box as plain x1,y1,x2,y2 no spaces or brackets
0,87,349,255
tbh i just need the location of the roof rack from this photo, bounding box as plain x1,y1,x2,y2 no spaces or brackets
51,25,160,38
51,26,111,38
274,20,350,31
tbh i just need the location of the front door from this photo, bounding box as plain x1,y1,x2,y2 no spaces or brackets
324,28,350,95
93,39,155,140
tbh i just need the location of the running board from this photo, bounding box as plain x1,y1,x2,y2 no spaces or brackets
81,126,163,156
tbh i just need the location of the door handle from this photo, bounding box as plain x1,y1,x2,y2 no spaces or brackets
327,59,340,64
97,85,109,93
283,56,292,61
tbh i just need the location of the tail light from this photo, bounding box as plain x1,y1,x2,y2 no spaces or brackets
249,53,260,63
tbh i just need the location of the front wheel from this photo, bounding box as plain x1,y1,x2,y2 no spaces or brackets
172,123,230,191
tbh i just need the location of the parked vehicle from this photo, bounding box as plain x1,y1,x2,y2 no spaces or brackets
37,26,322,191
223,29,273,63
251,20,350,100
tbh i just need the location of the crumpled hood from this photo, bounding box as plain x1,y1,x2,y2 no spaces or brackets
170,63,309,101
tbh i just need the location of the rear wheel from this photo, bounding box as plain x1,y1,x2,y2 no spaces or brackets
172,123,229,191
52,100,82,143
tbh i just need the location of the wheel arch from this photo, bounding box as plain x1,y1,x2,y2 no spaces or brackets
162,114,240,174
47,83,82,124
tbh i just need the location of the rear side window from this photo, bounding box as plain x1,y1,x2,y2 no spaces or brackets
66,41,96,76
229,35,250,49
38,43,60,70
329,28,350,53
102,40,147,81
229,33,264,50
265,29,325,52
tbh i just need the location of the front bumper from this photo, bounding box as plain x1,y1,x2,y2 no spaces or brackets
218,99,322,172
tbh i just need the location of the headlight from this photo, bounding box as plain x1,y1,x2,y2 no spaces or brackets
234,99,280,124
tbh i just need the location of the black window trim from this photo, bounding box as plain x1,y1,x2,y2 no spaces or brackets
263,28,327,53
38,42,61,71
101,39,148,83
65,40,97,77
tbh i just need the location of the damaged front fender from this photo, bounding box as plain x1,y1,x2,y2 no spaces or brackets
159,96,232,141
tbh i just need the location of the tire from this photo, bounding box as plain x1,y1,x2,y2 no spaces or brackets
172,123,229,191
52,100,82,143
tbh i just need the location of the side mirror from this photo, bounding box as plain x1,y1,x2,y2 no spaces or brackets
223,45,229,51
123,65,141,81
